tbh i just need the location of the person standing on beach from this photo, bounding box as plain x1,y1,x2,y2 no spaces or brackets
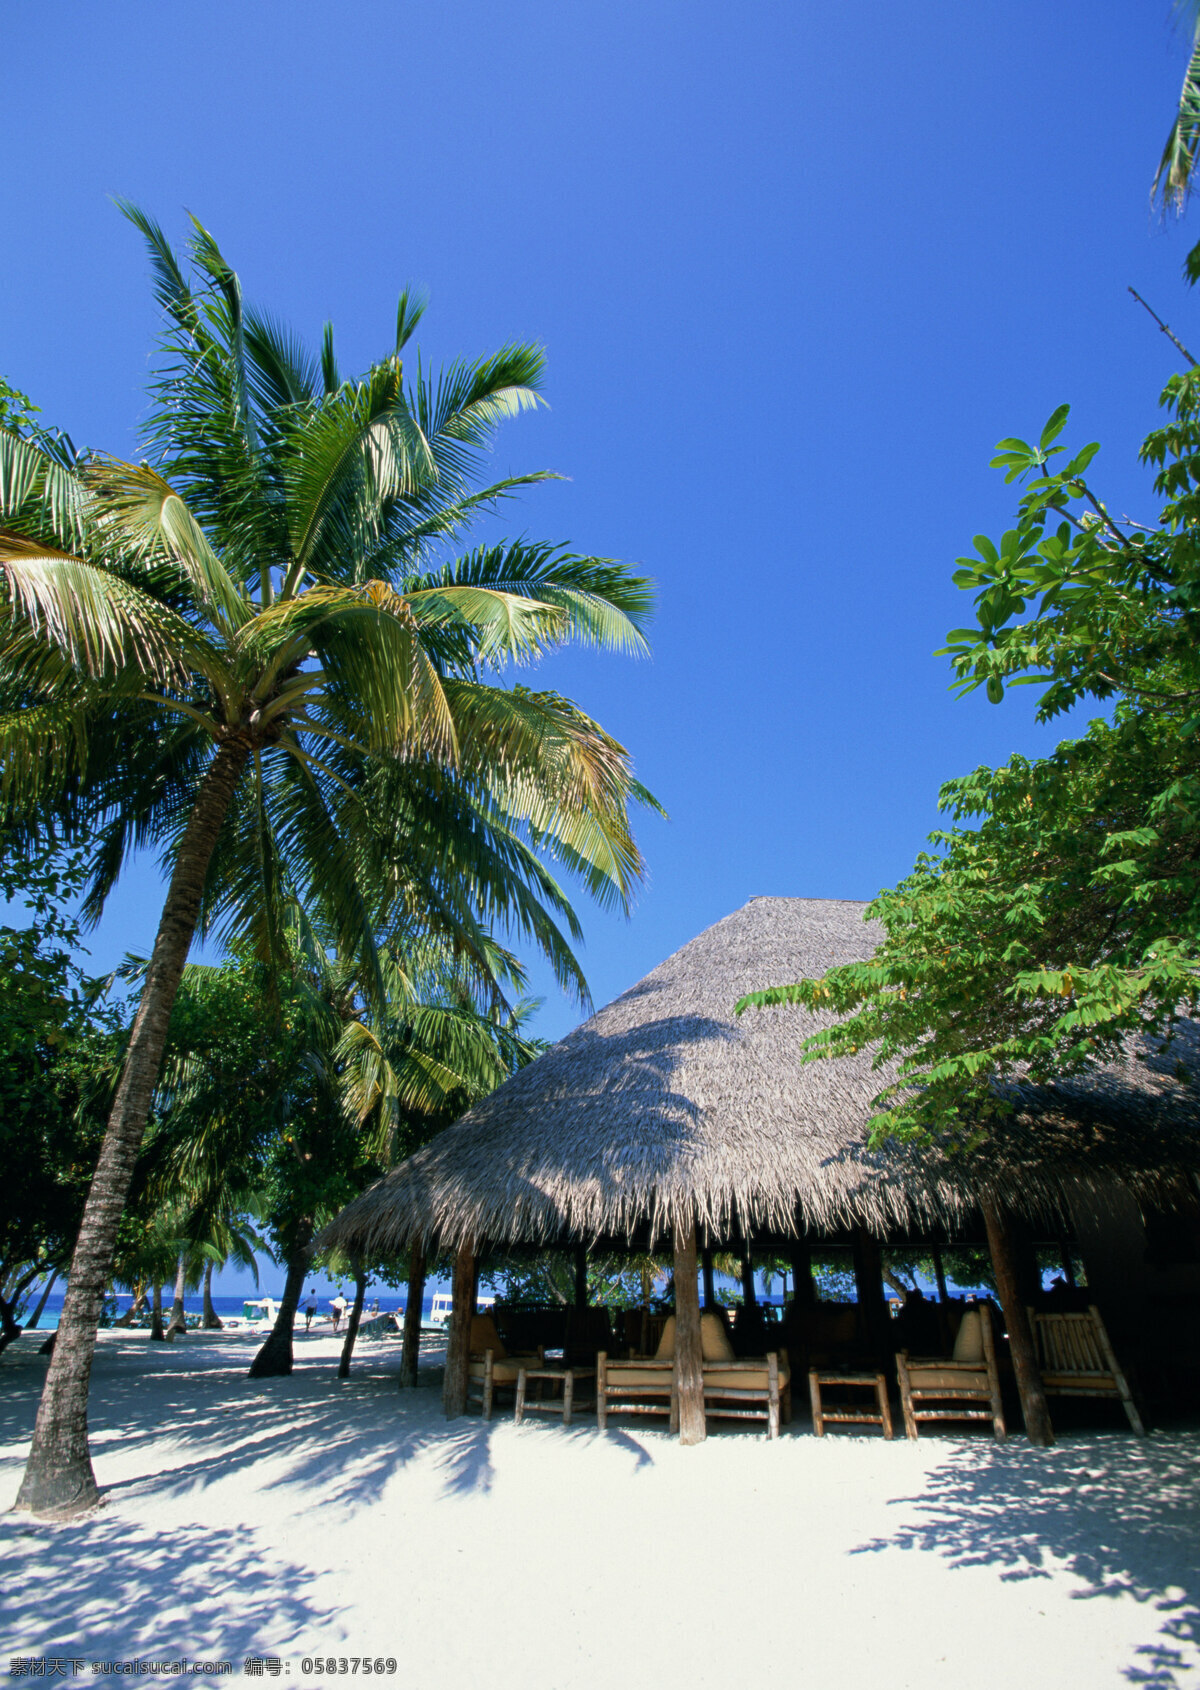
303,1291,318,1333
331,1291,348,1333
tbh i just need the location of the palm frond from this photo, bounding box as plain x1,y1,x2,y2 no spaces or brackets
0,538,212,687
1155,17,1200,212
82,457,250,633
244,309,320,412
394,287,428,354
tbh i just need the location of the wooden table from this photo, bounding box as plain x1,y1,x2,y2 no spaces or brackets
515,1364,595,1427
808,1368,894,1438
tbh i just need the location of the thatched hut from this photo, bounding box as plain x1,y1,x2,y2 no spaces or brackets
325,897,1200,1442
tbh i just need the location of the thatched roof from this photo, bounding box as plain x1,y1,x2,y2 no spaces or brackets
323,897,1200,1258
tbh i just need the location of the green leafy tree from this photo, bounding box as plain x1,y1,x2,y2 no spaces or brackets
739,371,1200,1142
2,209,655,1517
0,836,122,1347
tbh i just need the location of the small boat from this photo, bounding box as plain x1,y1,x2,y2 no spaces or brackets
426,1292,494,1327
242,1297,279,1327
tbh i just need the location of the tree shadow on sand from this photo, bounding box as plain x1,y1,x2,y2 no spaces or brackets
851,1432,1200,1688
0,1331,655,1526
0,1508,335,1663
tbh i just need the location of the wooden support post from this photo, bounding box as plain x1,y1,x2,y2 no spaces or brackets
740,1252,758,1308
574,1244,588,1309
931,1243,949,1303
853,1227,891,1356
789,1238,816,1306
702,1249,716,1309
982,1198,1055,1447
442,1238,476,1420
673,1218,706,1445
1007,1214,1043,1306
399,1242,426,1389
1059,1237,1077,1288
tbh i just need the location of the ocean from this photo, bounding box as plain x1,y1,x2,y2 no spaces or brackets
18,1288,795,1332
20,1291,440,1332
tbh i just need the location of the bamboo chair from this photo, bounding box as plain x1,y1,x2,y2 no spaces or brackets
466,1314,542,1420
703,1354,790,1438
596,1351,677,1428
698,1311,791,1437
1027,1304,1145,1435
598,1314,791,1438
896,1302,1007,1441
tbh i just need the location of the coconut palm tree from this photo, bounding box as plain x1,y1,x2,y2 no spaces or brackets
2,209,655,1517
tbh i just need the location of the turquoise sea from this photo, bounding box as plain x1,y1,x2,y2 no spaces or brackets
22,1291,432,1332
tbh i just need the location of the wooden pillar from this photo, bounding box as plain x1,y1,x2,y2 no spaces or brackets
574,1244,588,1308
740,1253,757,1308
701,1249,716,1309
981,1197,1055,1448
1007,1214,1043,1306
931,1243,949,1303
399,1241,426,1389
442,1238,476,1420
853,1227,891,1355
1059,1236,1077,1288
673,1218,706,1445
789,1238,816,1306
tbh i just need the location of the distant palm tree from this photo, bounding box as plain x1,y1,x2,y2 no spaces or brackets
2,209,655,1517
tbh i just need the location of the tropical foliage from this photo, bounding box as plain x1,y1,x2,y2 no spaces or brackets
739,368,1200,1142
0,835,122,1346
2,208,656,1515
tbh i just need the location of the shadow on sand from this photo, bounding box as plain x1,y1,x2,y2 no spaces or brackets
0,1329,655,1660
850,1431,1200,1688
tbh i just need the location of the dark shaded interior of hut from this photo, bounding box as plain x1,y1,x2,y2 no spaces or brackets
424,1174,1199,1447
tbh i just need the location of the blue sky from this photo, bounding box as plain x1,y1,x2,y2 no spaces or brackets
4,4,1197,1295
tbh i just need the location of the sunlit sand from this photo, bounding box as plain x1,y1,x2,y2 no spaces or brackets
2,1331,1197,1688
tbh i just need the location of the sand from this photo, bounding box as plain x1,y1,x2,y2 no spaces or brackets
1,1328,1198,1690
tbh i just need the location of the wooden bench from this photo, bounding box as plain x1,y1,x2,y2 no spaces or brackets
515,1364,594,1427
1028,1304,1145,1435
808,1369,893,1438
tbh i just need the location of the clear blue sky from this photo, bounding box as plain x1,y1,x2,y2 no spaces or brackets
4,5,1196,1294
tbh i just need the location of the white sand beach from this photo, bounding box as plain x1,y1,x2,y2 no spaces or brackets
2,1330,1198,1690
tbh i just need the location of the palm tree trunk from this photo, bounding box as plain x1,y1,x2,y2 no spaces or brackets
114,1281,147,1327
25,1270,59,1332
248,1229,312,1378
165,1253,187,1340
201,1261,223,1329
15,739,249,1519
149,1281,165,1342
399,1243,426,1389
0,1291,25,1353
337,1267,368,1380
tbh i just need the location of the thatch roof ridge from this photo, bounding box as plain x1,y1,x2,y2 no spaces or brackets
324,897,1200,1258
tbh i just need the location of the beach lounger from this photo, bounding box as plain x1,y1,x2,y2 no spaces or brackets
1028,1304,1145,1434
896,1301,1006,1441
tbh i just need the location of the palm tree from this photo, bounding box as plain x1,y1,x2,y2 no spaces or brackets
2,209,655,1517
